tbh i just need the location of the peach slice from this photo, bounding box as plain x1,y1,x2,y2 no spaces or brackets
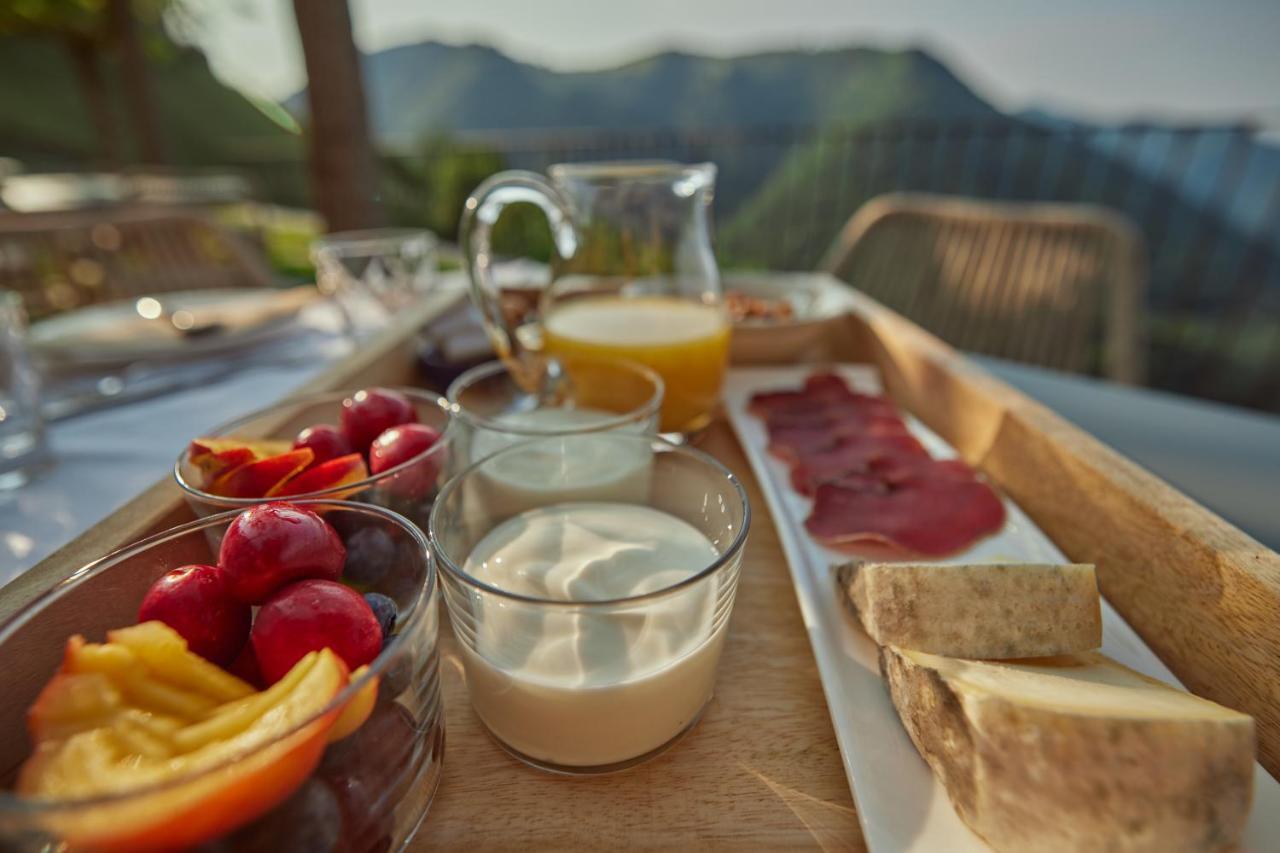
20,629,349,853
275,453,369,498
210,449,314,498
189,446,255,485
30,627,255,743
188,437,292,462
327,665,379,742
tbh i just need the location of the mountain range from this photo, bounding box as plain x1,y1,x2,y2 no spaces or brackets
285,42,996,141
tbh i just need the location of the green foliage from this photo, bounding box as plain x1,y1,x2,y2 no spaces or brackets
0,0,171,38
0,0,107,37
0,30,298,168
380,135,552,260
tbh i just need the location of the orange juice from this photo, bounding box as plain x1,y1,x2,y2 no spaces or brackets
543,296,730,434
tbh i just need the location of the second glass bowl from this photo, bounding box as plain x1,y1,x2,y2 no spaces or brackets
175,388,452,536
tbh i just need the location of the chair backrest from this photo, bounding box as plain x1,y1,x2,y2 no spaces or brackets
820,193,1147,383
0,206,276,322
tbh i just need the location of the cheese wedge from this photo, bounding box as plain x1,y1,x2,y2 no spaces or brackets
881,646,1255,852
840,561,1101,658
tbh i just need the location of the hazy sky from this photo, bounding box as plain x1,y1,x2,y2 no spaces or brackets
183,0,1280,123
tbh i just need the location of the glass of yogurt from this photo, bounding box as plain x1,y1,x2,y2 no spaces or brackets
444,356,663,497
430,434,750,774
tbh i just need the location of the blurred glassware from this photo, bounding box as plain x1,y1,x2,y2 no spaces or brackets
312,229,439,336
0,291,49,489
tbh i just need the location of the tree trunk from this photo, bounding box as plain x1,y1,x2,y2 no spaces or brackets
64,37,118,167
107,0,165,165
291,0,384,231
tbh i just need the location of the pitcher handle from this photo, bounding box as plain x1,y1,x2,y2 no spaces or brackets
460,171,579,377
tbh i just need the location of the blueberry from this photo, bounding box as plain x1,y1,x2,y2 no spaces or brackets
378,653,413,701
364,592,397,644
223,778,342,853
342,527,397,587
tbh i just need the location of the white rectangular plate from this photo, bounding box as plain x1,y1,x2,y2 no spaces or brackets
724,364,1280,853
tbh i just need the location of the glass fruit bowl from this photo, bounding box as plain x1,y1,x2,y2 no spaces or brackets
0,501,444,852
175,388,452,536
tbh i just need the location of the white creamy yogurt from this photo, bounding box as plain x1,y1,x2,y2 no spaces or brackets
459,501,731,767
467,407,653,513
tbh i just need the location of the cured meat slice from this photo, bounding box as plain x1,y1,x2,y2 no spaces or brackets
748,372,886,418
768,416,913,462
805,472,1007,557
808,454,976,496
764,397,902,429
787,434,930,495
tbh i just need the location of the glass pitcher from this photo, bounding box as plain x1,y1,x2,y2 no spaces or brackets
460,161,728,436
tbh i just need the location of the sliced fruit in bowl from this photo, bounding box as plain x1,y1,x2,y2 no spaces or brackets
3,499,441,852
178,387,448,509
20,622,350,852
209,449,314,499
276,453,369,499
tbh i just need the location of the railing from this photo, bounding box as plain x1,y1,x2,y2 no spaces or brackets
227,119,1280,413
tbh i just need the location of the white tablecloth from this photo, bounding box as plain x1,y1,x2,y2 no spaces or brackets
0,322,353,583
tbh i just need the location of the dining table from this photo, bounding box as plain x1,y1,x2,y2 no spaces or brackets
3,298,1278,582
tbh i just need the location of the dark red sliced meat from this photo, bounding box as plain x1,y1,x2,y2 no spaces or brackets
764,397,901,429
787,435,930,495
804,473,1006,557
749,372,859,415
768,416,914,462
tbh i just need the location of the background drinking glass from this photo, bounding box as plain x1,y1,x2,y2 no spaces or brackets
444,356,663,479
431,434,749,774
312,229,439,336
0,291,47,489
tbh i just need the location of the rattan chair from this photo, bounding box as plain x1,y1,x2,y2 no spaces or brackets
820,193,1146,383
0,206,275,321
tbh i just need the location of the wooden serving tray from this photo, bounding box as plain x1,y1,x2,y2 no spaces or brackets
5,277,1279,850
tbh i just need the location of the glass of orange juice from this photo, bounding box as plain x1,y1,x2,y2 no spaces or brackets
460,161,729,437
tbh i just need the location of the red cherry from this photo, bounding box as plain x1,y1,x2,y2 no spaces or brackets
251,579,382,684
369,423,444,499
227,641,264,688
293,424,352,467
218,502,346,605
138,564,250,666
340,388,417,454
368,423,442,475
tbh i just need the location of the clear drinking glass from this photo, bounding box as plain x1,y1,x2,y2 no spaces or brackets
444,356,663,478
0,291,48,489
431,434,749,774
460,161,729,437
0,501,443,852
175,388,451,539
313,229,439,335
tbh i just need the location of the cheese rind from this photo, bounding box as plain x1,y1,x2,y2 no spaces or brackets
841,561,1101,658
881,646,1255,853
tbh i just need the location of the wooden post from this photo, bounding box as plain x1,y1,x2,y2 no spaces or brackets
291,0,384,232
